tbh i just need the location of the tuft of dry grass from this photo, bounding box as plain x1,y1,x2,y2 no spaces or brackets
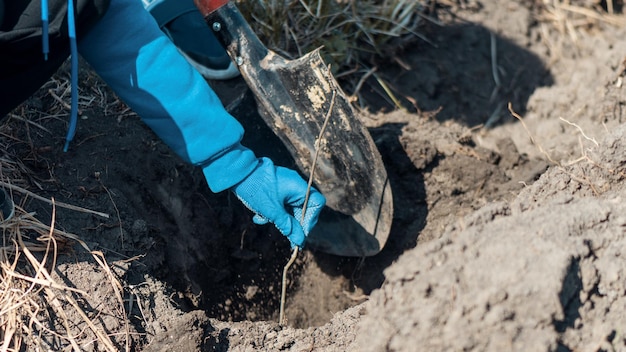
0,200,130,351
237,0,435,84
1,70,132,350
537,0,626,59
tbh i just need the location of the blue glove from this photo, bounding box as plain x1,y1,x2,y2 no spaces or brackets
232,158,325,248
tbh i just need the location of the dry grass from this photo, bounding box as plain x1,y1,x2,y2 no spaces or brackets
537,0,626,59
0,69,133,351
237,0,435,85
0,201,131,351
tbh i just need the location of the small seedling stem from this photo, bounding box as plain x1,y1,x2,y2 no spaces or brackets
279,90,337,326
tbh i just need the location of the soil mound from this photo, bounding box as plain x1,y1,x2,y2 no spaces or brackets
355,124,626,352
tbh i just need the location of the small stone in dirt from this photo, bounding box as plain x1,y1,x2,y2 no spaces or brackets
245,285,259,300
132,219,148,237
496,138,523,169
231,248,258,260
110,260,130,277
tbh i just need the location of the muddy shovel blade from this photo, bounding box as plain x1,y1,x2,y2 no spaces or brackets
196,0,393,256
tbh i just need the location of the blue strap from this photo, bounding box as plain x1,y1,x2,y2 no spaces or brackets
41,0,49,60
63,0,79,152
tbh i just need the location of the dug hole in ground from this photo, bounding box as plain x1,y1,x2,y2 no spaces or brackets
2,1,626,351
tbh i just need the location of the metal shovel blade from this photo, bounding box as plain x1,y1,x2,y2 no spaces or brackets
196,0,393,256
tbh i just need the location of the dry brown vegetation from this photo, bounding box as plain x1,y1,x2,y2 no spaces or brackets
0,70,132,351
238,0,433,71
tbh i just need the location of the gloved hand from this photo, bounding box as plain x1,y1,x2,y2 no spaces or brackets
232,158,326,248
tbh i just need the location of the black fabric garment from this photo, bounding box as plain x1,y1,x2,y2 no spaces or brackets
0,0,110,117
0,2,4,27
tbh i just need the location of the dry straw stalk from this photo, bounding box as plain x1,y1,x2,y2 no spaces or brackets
237,0,432,77
0,203,130,351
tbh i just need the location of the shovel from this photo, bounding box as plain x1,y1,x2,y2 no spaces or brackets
195,0,393,257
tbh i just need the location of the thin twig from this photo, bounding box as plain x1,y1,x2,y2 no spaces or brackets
100,182,124,247
279,90,337,326
47,88,83,115
607,0,614,14
302,90,337,216
508,103,561,166
374,74,404,110
279,247,299,326
559,117,599,147
557,3,626,26
8,114,53,134
490,32,501,87
0,181,110,218
350,67,378,100
6,271,87,295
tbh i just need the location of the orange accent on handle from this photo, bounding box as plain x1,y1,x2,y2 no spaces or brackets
194,0,229,16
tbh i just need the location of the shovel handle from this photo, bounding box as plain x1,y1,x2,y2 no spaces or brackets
194,0,229,16
195,0,270,66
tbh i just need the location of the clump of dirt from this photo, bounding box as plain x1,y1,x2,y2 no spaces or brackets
355,124,626,351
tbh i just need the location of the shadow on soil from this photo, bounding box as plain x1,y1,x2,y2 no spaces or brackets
309,123,429,294
353,22,554,128
554,258,583,333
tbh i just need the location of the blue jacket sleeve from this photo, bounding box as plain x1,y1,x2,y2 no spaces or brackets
78,0,257,192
